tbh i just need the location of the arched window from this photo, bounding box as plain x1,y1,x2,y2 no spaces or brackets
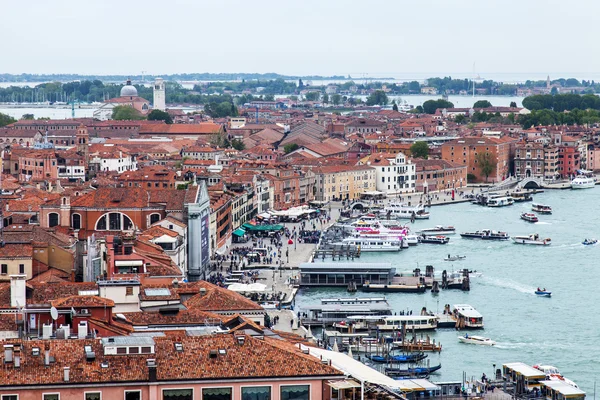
95,212,134,231
29,215,38,224
149,213,161,225
48,213,59,227
72,214,81,230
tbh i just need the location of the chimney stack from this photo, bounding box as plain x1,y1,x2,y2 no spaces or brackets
63,367,70,382
10,275,26,308
44,344,50,366
3,345,14,363
147,359,157,382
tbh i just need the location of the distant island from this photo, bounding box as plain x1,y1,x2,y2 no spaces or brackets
0,73,395,83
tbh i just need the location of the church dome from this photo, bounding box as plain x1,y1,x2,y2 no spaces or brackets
120,79,138,97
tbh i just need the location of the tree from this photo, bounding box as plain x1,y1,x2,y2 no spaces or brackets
331,94,342,105
112,105,145,120
550,87,559,96
231,139,246,151
473,100,492,108
366,90,389,106
263,94,275,101
147,109,173,124
0,112,16,127
422,99,454,114
476,152,496,182
209,132,229,148
392,102,399,111
304,92,319,101
283,143,299,154
454,114,466,124
322,93,329,104
21,113,35,120
509,101,517,108
410,141,429,159
204,101,238,118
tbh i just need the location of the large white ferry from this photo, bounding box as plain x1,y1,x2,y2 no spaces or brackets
340,236,402,251
334,314,438,331
382,203,430,220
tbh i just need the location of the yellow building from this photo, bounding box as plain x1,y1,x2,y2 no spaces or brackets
313,164,376,201
0,244,33,280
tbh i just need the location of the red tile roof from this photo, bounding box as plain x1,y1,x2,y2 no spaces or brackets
184,281,264,312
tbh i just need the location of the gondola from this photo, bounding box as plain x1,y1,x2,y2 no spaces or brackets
367,352,427,363
385,364,441,377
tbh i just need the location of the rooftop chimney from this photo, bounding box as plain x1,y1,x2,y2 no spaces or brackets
147,359,157,382
10,275,27,308
4,345,13,363
63,367,70,382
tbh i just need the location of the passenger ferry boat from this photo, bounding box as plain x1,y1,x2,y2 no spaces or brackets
532,203,552,214
571,169,596,189
451,304,484,329
418,225,456,236
460,229,510,240
340,237,402,251
487,196,514,207
382,203,430,220
334,314,437,332
511,192,533,202
512,233,551,246
533,365,579,388
301,297,392,326
418,235,449,244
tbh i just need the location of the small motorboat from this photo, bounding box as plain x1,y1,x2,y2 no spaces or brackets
520,213,539,223
582,239,598,245
458,334,496,346
419,235,449,244
535,288,552,297
367,352,427,363
461,229,510,240
512,234,551,246
532,203,552,214
444,255,466,261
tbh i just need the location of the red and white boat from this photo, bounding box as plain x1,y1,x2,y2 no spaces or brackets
520,212,538,223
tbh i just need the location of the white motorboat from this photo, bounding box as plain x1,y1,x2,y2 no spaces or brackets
460,229,510,240
571,170,596,189
404,235,420,246
458,334,496,346
419,225,456,236
443,255,466,261
532,203,552,214
533,365,579,388
382,203,430,220
453,304,484,328
512,233,551,246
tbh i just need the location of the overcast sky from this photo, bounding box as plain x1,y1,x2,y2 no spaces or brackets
4,0,600,79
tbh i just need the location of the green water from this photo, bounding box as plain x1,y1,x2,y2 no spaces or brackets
296,188,600,392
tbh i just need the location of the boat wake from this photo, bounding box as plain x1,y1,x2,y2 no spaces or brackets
480,276,536,295
534,221,551,225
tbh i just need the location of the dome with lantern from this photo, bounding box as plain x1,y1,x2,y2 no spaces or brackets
120,79,138,97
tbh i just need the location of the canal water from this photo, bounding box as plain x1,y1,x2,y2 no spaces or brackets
295,188,600,392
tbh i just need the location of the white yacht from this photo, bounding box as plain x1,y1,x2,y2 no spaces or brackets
487,197,514,207
458,334,496,346
340,237,402,252
419,225,456,236
512,233,551,246
404,234,420,246
571,171,596,189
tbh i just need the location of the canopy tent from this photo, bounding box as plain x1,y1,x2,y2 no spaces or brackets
232,228,246,237
328,380,362,390
227,283,267,293
242,223,284,232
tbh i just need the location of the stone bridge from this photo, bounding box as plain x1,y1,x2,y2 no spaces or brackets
517,177,543,189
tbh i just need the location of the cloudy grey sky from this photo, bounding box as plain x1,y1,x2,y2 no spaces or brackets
4,0,600,78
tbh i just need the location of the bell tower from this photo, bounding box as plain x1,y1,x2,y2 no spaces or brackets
76,124,89,166
153,78,166,111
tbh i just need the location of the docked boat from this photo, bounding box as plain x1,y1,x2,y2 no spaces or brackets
582,238,598,245
458,334,496,346
301,297,392,326
362,282,427,293
532,203,552,214
533,365,579,388
382,203,430,220
512,233,551,246
451,304,484,329
418,235,449,244
571,170,596,189
367,352,427,364
460,229,510,240
443,255,466,261
487,196,514,207
511,192,534,202
404,235,420,246
520,213,538,223
340,237,402,252
419,225,456,236
535,289,551,297
385,364,441,377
